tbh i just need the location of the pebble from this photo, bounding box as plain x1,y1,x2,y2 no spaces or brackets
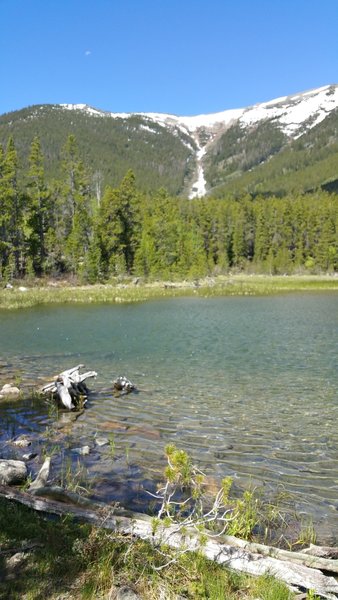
109,586,141,600
13,438,31,448
95,437,110,447
22,453,38,461
71,445,90,455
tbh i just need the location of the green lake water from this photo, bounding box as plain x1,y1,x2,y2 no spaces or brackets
0,294,337,542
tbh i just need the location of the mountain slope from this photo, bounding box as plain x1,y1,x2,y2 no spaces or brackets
1,84,338,198
0,105,197,196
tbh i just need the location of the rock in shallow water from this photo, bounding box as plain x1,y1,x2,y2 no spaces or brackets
0,383,21,399
95,437,110,447
71,445,90,456
0,459,27,485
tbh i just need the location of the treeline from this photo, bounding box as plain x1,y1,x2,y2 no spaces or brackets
0,134,337,282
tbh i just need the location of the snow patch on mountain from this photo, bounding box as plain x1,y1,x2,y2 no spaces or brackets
238,85,338,137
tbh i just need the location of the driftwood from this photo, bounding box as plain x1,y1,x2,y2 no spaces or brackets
0,479,337,599
41,365,97,409
303,545,338,560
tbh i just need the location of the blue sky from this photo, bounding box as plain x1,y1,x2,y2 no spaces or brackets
1,0,337,116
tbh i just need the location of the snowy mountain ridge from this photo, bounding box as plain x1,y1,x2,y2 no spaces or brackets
61,84,338,197
62,84,338,138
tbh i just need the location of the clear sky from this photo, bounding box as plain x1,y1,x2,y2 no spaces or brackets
1,0,337,116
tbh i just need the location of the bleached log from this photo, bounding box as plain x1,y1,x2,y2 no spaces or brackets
56,380,74,410
78,371,97,383
218,534,338,575
41,365,97,409
0,485,337,599
60,364,85,379
302,544,338,559
41,381,57,394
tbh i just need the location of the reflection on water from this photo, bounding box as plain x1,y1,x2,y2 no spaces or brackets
0,294,337,542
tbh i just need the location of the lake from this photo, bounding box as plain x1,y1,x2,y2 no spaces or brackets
0,293,337,543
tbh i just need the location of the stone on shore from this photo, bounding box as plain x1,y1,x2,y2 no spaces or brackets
0,383,21,399
0,459,27,485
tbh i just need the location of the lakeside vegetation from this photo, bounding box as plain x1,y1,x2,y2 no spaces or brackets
0,496,296,600
0,444,316,599
0,274,337,310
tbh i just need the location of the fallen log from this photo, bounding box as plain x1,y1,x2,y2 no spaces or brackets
303,544,338,560
219,534,338,575
0,484,337,599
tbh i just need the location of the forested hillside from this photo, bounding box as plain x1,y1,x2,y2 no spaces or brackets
0,105,196,196
0,134,337,282
207,108,338,197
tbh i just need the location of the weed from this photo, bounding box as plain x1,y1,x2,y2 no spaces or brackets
59,454,91,495
306,590,321,600
109,433,116,459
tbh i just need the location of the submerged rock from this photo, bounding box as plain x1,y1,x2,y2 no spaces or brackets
12,437,31,448
95,437,110,447
71,445,90,456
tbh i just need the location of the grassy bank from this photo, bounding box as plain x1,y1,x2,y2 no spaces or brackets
0,274,337,310
0,497,295,600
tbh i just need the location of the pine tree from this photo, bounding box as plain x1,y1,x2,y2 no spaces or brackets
0,144,7,279
230,204,247,269
97,170,141,277
0,137,24,277
60,134,92,274
26,136,51,274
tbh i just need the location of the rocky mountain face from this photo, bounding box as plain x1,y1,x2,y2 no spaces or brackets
1,84,338,197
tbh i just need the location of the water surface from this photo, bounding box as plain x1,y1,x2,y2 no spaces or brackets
0,294,337,542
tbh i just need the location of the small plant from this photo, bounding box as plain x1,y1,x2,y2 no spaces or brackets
295,517,317,548
147,444,259,541
125,443,130,464
306,590,321,600
13,370,23,386
109,433,116,459
59,455,91,495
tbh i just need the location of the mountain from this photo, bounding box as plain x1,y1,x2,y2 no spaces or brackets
1,84,338,198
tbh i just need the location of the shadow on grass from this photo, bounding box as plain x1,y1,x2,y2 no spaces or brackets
0,497,91,599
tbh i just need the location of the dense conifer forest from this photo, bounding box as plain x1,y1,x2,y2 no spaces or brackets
0,134,337,283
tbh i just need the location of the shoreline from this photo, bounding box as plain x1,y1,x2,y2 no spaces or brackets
0,274,337,310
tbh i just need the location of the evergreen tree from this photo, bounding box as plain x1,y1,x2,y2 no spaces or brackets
26,136,51,274
97,170,141,276
60,134,92,273
230,204,247,269
0,137,24,278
